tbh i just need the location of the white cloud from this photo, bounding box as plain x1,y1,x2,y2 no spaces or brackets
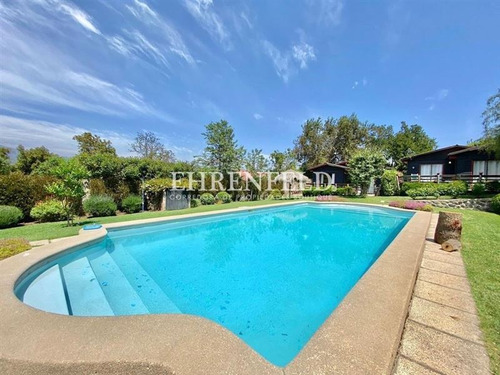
184,0,231,49
253,113,263,120
57,2,101,35
362,78,368,86
308,0,344,26
0,9,168,119
292,42,316,69
352,81,359,89
262,40,294,83
125,0,195,64
425,88,449,110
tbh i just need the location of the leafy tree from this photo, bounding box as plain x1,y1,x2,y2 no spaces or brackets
294,118,327,169
269,149,297,172
130,131,175,162
366,124,394,159
46,159,89,226
0,147,11,174
198,120,245,175
15,145,53,174
481,89,500,157
348,150,386,196
325,114,368,163
32,155,65,176
245,149,269,173
389,122,437,170
73,132,116,155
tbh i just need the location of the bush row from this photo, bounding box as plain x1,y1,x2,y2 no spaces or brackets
402,181,468,199
198,192,234,205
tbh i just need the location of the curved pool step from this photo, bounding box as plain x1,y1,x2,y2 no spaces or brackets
61,257,114,316
87,251,149,316
23,265,69,315
109,244,181,314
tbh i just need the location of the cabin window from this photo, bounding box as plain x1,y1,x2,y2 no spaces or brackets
420,164,443,177
473,160,500,179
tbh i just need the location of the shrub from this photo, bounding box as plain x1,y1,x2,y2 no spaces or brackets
337,186,356,196
121,195,142,213
200,192,215,205
30,200,66,222
491,194,500,214
302,188,314,197
381,170,399,196
486,180,500,194
472,183,486,197
269,189,282,199
191,198,201,208
0,172,56,219
0,205,23,228
443,180,468,198
0,238,31,260
215,191,232,204
83,195,117,217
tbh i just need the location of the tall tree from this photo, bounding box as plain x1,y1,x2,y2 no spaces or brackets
16,145,53,174
0,147,10,174
365,124,394,159
245,149,269,173
293,118,327,169
389,122,437,170
198,120,245,174
269,149,297,172
325,114,368,163
130,131,175,162
481,88,500,157
73,132,116,155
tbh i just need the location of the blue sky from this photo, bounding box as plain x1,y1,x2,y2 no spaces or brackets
1,0,499,160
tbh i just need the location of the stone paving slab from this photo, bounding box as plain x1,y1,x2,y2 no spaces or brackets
420,258,467,278
413,280,477,314
394,356,442,375
417,267,471,293
408,297,483,344
399,321,490,375
423,250,464,266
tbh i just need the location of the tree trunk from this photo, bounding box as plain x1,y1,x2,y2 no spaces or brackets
434,211,463,244
442,239,462,252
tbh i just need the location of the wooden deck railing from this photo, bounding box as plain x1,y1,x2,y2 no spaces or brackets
402,174,500,183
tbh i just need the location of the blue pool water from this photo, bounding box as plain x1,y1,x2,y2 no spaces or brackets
15,203,412,366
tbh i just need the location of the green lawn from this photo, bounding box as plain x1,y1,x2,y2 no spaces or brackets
437,208,500,373
0,196,498,370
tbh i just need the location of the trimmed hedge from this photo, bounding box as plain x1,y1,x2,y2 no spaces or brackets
491,194,500,214
200,193,215,205
269,189,282,199
402,181,467,199
215,191,232,204
191,198,201,208
121,195,142,213
30,200,66,222
486,180,500,194
0,205,23,228
472,183,486,197
83,195,117,217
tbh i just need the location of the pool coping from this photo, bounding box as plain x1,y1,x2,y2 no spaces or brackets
0,201,431,375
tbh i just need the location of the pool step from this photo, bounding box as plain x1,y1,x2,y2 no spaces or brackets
87,251,149,315
61,257,114,316
109,244,181,313
23,265,69,315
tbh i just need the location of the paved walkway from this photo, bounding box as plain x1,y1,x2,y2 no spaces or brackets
393,214,491,374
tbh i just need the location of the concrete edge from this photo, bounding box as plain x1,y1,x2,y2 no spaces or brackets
0,202,431,375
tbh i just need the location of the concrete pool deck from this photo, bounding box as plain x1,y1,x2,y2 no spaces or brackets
1,202,431,374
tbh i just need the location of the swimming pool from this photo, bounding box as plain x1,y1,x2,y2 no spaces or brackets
15,203,413,367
